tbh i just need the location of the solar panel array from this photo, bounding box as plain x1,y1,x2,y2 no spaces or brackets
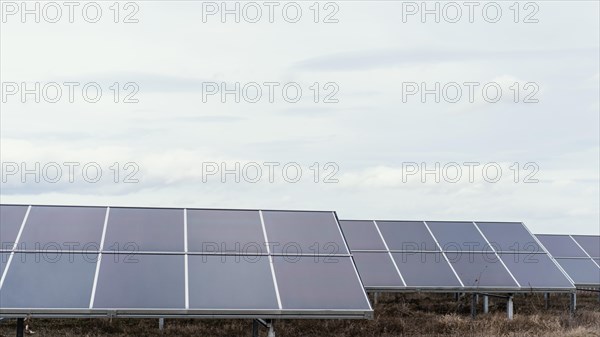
0,205,372,318
340,220,575,292
535,234,600,287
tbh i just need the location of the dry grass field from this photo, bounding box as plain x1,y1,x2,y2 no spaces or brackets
1,292,598,337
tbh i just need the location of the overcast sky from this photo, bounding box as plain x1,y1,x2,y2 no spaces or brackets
1,1,598,235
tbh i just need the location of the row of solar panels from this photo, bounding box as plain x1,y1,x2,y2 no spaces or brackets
536,234,600,287
340,220,599,291
0,205,598,319
0,205,370,319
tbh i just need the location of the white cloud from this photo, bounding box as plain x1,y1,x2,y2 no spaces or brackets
1,1,598,234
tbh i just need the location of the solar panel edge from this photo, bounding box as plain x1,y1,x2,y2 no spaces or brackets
0,309,373,320
0,203,340,214
331,213,373,311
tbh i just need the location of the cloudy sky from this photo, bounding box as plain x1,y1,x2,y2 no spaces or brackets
1,0,598,234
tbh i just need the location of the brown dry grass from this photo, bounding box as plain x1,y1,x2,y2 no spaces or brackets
1,292,598,337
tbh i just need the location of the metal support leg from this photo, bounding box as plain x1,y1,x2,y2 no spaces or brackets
374,292,378,305
252,320,259,337
544,293,549,310
507,295,514,320
267,319,275,337
570,293,577,315
159,318,164,330
454,293,459,301
471,294,477,319
483,295,489,314
16,318,24,337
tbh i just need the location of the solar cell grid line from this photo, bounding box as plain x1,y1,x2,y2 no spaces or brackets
89,207,110,309
259,210,283,310
422,221,464,288
372,220,407,287
0,205,31,290
471,221,522,288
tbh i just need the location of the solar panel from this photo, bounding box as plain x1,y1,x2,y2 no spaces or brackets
0,205,29,250
0,253,10,279
376,221,438,251
475,222,542,253
187,209,264,253
93,253,186,309
0,205,372,319
391,252,462,288
352,252,404,288
339,220,386,251
188,255,278,310
535,234,600,287
499,253,575,290
1,252,97,310
536,235,588,258
427,221,489,252
553,258,600,286
17,206,106,252
103,207,185,252
262,211,349,255
339,220,463,290
571,235,600,258
341,220,575,292
447,252,518,289
272,256,370,310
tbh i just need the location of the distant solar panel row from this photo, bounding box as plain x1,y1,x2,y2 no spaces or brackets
0,205,372,318
340,220,576,292
535,234,600,287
